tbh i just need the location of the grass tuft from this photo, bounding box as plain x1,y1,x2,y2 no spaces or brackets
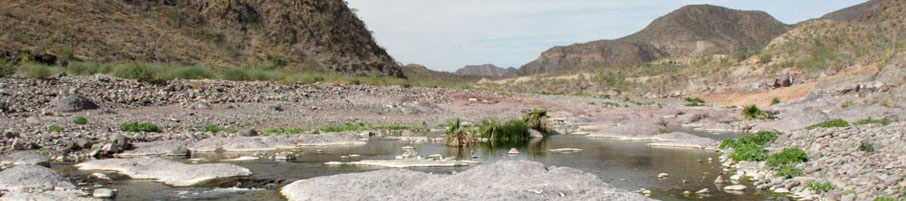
741,104,769,120
684,97,706,107
766,148,808,168
72,116,88,125
807,182,834,194
777,164,803,178
202,124,220,133
806,119,850,130
854,118,893,126
48,125,64,133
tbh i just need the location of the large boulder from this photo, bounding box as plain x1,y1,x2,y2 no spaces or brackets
75,157,251,186
0,165,75,191
0,151,51,167
51,94,98,113
281,160,653,201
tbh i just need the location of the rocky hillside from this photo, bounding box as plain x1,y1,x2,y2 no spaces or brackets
0,0,404,77
520,5,788,74
455,64,518,77
820,0,882,21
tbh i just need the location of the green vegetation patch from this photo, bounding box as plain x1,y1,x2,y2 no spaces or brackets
719,131,778,149
202,125,220,133
771,98,782,106
523,108,551,135
120,122,161,132
48,125,64,133
0,62,14,78
841,101,855,109
262,127,305,136
766,148,808,168
806,182,834,194
741,104,769,120
776,164,803,178
72,116,88,125
445,119,475,147
806,119,850,130
480,118,531,146
684,97,706,107
320,122,408,133
854,118,893,126
728,143,768,161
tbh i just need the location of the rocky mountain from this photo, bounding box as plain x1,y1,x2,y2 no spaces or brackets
0,0,404,77
401,64,480,86
455,64,518,77
521,4,789,74
820,0,882,21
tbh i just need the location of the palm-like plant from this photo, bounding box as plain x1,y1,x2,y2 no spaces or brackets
445,119,474,147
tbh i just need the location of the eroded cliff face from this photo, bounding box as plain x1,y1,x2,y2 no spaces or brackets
0,0,404,77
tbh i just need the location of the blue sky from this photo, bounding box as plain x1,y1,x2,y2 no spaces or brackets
345,0,867,72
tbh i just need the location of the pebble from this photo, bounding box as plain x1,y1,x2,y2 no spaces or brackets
93,188,116,198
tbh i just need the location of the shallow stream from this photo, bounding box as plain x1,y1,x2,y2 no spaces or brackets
58,134,789,201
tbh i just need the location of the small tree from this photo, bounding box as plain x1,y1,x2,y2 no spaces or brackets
445,119,474,147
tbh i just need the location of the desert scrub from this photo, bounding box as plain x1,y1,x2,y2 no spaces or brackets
202,124,221,133
741,104,768,120
807,182,834,194
120,122,161,132
806,119,849,130
320,123,408,133
445,119,475,147
684,97,706,107
480,119,531,146
72,116,88,125
658,128,672,134
771,98,782,106
860,141,875,152
48,125,64,133
523,108,551,135
766,148,808,167
776,164,803,178
854,117,893,126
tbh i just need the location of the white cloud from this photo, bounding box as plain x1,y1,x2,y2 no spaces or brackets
346,0,866,72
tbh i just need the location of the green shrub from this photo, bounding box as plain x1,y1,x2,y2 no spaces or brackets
202,125,220,133
771,98,782,106
806,119,850,130
262,127,304,135
20,63,54,79
167,66,215,80
1,62,16,78
854,118,893,126
766,148,808,167
72,116,88,125
114,64,156,82
523,108,551,135
873,197,896,201
776,164,803,178
841,101,855,109
728,143,768,161
684,97,706,107
759,54,773,64
741,104,767,120
807,182,834,194
66,62,101,75
48,125,64,132
720,131,778,149
120,122,161,132
221,68,251,81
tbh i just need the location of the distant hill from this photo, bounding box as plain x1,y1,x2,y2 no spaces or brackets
521,4,788,74
0,0,404,77
401,64,480,87
455,64,518,77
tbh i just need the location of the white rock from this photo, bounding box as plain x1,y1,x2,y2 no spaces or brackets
75,158,251,187
723,185,747,191
696,188,709,194
658,173,669,178
508,148,520,155
325,161,344,166
91,173,111,181
93,188,115,198
773,188,790,193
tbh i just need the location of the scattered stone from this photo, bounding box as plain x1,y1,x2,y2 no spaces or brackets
75,157,252,186
275,152,296,161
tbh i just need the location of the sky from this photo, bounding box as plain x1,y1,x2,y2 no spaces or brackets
345,0,867,72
